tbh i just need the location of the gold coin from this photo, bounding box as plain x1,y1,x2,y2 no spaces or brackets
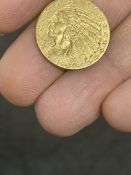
36,0,110,70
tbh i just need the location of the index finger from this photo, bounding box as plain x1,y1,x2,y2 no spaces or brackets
0,0,52,33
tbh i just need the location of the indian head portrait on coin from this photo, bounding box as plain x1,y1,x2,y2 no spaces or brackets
36,0,110,69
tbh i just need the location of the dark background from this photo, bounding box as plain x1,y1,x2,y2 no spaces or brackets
0,29,131,175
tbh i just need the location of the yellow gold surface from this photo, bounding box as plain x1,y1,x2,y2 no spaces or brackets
36,0,110,70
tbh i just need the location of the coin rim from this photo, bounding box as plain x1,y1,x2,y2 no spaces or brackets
36,0,110,70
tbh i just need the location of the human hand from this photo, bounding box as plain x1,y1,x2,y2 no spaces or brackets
0,0,131,136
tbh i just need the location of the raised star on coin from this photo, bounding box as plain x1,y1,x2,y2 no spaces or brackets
36,0,110,70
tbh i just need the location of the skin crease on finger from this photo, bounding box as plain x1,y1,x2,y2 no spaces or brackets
0,1,131,136
35,15,131,137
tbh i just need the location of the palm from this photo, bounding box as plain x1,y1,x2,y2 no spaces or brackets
0,0,131,136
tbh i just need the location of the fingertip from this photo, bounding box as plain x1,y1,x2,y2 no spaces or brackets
35,80,99,137
0,71,37,107
102,81,131,132
35,94,81,137
0,0,51,33
0,0,27,33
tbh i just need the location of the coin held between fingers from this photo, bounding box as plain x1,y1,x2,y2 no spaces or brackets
36,0,110,70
